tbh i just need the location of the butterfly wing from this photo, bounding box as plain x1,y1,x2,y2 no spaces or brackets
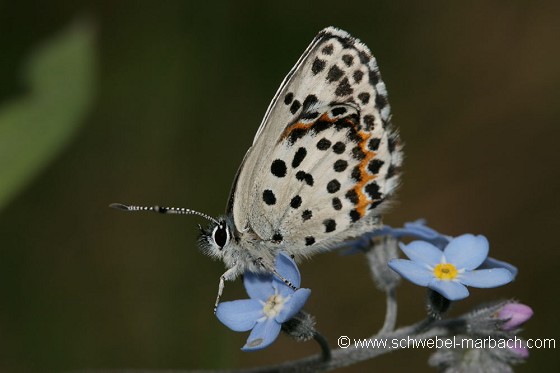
228,27,402,257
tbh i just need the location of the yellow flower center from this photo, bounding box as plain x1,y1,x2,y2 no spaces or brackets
433,263,458,280
263,294,286,318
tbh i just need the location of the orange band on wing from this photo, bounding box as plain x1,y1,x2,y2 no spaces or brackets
281,112,381,218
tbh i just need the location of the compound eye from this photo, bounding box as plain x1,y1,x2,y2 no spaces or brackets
212,223,229,249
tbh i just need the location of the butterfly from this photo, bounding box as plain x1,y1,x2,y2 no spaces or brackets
111,27,403,310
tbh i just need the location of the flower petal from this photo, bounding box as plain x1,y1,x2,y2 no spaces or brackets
274,252,301,289
459,268,513,288
242,318,282,351
444,234,489,270
480,257,518,278
388,259,433,286
244,271,274,301
403,220,451,248
429,279,469,300
215,299,263,332
399,241,443,266
276,288,311,323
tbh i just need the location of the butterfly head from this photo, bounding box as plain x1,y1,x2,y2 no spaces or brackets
198,218,233,260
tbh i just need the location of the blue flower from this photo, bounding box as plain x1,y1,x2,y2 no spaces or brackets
388,234,514,300
345,220,518,278
215,252,311,351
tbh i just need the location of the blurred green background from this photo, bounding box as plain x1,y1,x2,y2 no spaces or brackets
0,1,558,372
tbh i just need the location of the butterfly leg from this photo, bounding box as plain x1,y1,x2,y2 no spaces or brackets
256,257,298,291
214,266,238,313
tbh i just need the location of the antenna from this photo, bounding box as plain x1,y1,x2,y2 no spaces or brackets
109,203,219,224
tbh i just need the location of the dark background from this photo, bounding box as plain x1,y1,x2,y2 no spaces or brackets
0,1,558,372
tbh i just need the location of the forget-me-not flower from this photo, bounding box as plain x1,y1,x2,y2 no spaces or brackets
215,252,311,351
388,234,514,300
345,220,518,278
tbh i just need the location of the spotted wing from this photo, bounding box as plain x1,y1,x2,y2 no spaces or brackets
228,27,402,257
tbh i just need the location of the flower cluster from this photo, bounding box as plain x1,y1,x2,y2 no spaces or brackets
214,220,531,373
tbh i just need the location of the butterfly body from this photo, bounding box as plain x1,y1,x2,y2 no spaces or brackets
112,27,402,309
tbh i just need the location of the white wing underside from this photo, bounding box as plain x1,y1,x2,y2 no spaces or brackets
228,27,403,259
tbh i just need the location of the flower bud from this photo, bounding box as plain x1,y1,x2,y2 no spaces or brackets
498,303,533,331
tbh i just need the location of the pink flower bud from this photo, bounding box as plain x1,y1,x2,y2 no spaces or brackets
498,303,533,331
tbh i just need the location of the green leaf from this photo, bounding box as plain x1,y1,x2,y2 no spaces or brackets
0,21,95,210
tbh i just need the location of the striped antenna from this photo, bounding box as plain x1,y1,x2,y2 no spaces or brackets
109,203,219,224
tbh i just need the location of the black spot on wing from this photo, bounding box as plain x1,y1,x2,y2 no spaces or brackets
290,100,301,115
364,115,375,130
327,179,341,193
322,44,334,55
358,50,370,64
349,209,361,222
311,118,331,134
302,94,318,109
352,146,366,160
290,195,302,209
327,65,344,82
333,159,348,172
368,159,384,175
332,141,346,154
351,166,361,182
369,69,380,85
375,93,388,109
263,190,276,205
284,92,293,105
358,92,370,105
342,54,354,67
287,128,306,145
331,106,347,116
312,58,326,74
302,209,312,221
292,147,307,168
346,189,359,205
335,77,353,96
296,171,314,186
316,138,331,150
332,197,342,210
323,219,337,233
365,182,382,200
345,127,361,143
353,70,364,83
368,138,380,151
271,159,287,177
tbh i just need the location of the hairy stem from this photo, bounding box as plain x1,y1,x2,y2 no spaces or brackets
379,287,397,334
73,320,455,373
